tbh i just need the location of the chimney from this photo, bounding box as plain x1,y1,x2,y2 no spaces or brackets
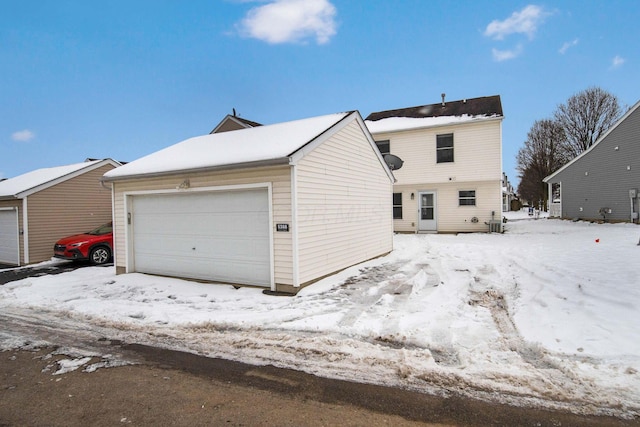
441,93,446,107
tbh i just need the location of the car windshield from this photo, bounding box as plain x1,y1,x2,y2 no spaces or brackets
87,222,113,235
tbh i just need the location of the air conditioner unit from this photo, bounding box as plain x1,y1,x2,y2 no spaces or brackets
488,220,502,233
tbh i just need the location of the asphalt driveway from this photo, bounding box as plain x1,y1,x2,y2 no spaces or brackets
0,260,112,285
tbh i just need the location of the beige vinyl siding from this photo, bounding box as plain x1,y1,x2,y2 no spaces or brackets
0,200,23,264
296,120,393,285
372,119,502,185
436,180,502,233
371,118,502,233
25,164,116,263
111,165,293,286
391,181,502,233
214,120,246,133
388,185,418,233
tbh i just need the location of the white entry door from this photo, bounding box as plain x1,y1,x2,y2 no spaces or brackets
130,188,271,287
0,208,20,265
418,191,437,232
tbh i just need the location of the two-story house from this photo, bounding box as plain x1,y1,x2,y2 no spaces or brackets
365,95,504,233
544,99,640,222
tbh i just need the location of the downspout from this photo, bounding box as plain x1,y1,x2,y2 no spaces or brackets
109,181,116,265
22,197,29,264
290,165,300,288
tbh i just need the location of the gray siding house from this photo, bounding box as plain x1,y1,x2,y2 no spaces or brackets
544,100,640,222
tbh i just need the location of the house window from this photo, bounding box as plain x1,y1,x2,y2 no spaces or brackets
436,134,454,163
393,192,403,219
459,190,476,206
375,140,390,156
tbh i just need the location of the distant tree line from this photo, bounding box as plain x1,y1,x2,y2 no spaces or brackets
516,87,623,209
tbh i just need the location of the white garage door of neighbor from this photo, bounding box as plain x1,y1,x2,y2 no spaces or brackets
0,209,20,265
131,189,271,287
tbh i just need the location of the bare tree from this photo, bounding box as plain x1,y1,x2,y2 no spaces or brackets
517,166,545,208
516,119,568,209
553,87,622,158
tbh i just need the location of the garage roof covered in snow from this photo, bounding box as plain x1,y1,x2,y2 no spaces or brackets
0,159,120,199
104,112,362,181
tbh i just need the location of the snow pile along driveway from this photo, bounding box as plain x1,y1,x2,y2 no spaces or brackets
1,212,639,419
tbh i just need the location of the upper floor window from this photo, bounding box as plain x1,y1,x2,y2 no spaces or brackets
393,193,402,219
375,140,390,156
459,190,476,206
436,134,454,163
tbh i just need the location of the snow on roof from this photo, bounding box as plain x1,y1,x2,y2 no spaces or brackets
365,114,500,134
0,160,104,198
105,112,350,180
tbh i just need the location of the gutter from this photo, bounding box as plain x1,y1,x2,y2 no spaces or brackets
102,157,291,183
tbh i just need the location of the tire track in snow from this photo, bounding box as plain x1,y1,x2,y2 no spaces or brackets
467,267,619,410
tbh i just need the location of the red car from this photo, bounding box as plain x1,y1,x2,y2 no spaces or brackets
53,222,113,265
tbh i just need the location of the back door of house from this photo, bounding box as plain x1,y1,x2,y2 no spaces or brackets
418,191,437,232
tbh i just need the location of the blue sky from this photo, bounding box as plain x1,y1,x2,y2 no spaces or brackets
1,1,638,188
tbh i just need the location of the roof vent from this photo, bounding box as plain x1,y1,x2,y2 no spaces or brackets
441,93,446,107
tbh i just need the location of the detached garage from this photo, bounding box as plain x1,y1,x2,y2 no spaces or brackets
103,111,394,294
0,159,120,266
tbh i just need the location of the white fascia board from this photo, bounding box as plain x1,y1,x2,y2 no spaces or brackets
16,159,121,198
210,115,253,134
288,111,356,165
353,113,396,184
287,111,395,183
544,99,640,183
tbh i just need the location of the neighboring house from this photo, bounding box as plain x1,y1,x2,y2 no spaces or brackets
544,99,640,222
102,111,394,294
502,172,516,212
0,159,121,266
210,113,262,134
365,95,504,233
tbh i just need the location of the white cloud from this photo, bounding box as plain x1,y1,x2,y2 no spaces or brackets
11,129,35,142
611,55,625,69
559,38,579,54
237,0,337,45
484,5,546,40
492,45,523,62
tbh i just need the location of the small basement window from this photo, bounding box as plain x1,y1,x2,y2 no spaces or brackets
436,134,454,163
459,190,476,206
393,192,403,219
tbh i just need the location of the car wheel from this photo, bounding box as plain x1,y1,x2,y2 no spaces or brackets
90,246,111,265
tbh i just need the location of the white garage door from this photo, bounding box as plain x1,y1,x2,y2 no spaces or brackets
0,209,20,265
131,189,271,287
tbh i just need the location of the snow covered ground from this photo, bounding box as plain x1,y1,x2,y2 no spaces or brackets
1,211,639,419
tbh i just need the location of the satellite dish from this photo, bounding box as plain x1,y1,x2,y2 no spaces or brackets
384,154,404,170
